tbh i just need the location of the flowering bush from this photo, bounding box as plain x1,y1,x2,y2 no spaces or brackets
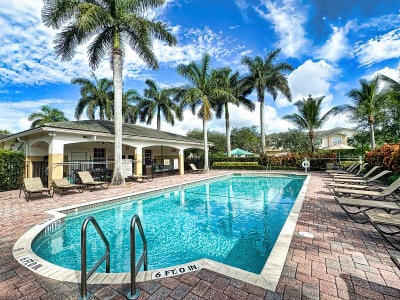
365,143,400,174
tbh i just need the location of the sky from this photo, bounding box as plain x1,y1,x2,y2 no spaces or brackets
1,0,400,135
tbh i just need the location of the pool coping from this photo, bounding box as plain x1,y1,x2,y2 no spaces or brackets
13,171,310,291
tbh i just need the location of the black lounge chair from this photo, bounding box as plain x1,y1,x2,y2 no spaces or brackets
335,196,400,223
364,211,400,251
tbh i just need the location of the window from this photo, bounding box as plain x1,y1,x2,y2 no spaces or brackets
93,148,106,161
332,137,342,145
144,149,152,165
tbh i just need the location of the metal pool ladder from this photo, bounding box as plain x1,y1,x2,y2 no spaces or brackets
127,214,148,300
79,216,110,300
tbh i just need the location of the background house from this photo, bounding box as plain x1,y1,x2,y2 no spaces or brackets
316,127,355,149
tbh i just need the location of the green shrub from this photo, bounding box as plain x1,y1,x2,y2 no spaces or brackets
0,149,25,191
365,143,400,175
212,161,265,170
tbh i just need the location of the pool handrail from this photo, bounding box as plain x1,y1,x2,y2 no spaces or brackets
79,216,110,300
127,214,148,300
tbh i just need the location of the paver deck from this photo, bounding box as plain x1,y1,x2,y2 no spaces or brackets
1,171,400,299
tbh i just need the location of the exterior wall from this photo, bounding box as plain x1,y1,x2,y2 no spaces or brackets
318,130,355,149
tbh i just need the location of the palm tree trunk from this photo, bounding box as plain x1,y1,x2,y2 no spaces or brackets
225,103,231,157
370,122,376,149
259,92,266,153
203,117,209,172
309,130,315,153
157,107,161,131
111,49,124,185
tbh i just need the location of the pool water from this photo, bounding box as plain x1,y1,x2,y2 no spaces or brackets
32,175,305,274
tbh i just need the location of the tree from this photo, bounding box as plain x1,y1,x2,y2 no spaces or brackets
122,89,140,124
176,53,225,171
342,76,383,149
230,126,261,154
0,129,11,135
379,73,400,143
241,49,293,153
138,79,181,130
212,68,255,156
28,105,69,128
282,95,342,152
266,129,310,152
42,0,177,185
72,75,113,120
186,129,226,155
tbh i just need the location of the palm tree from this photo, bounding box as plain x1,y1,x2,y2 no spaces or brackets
342,76,383,149
282,95,343,152
212,68,255,156
241,49,293,153
72,75,113,120
28,105,69,128
176,53,224,171
138,79,181,130
379,73,400,142
42,0,177,185
122,89,141,124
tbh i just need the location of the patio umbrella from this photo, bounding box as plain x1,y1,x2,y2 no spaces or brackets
229,148,253,156
323,143,355,164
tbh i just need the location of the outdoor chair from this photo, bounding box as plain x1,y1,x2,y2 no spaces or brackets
335,196,400,224
364,211,400,251
331,170,392,184
52,178,83,195
78,171,109,191
19,177,53,201
126,174,153,182
326,163,358,175
332,165,379,180
189,163,205,173
331,177,400,200
331,163,369,178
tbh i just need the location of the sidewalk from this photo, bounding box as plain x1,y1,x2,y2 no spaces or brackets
0,171,399,299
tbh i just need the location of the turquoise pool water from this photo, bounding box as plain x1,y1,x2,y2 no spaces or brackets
32,175,305,274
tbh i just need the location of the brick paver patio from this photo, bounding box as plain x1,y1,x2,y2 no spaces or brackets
1,171,400,299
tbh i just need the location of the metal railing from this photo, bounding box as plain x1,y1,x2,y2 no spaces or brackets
79,217,110,300
127,215,148,300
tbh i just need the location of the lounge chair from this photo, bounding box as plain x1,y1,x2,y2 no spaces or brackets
335,196,400,223
364,211,400,251
326,163,358,174
332,170,392,184
332,177,400,200
189,163,205,173
332,165,379,180
19,177,53,201
126,174,153,182
52,178,83,195
78,171,109,190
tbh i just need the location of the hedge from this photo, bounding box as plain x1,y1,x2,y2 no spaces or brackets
0,149,25,191
212,161,265,170
365,143,400,174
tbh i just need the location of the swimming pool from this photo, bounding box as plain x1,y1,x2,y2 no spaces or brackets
32,174,305,274
14,172,310,290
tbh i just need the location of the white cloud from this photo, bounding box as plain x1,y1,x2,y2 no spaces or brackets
317,22,353,63
277,59,340,107
355,28,400,67
254,0,311,58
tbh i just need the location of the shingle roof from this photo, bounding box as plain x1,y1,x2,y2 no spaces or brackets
44,120,201,144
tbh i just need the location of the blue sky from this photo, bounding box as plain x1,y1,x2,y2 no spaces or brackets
1,0,400,135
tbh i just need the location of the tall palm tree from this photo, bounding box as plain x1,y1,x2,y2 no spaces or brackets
282,95,343,152
138,79,181,130
241,49,293,153
342,76,382,149
28,105,69,128
42,0,177,185
212,68,255,156
176,53,224,171
72,75,113,120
